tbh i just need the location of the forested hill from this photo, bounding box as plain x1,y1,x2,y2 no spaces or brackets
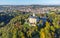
0,11,60,38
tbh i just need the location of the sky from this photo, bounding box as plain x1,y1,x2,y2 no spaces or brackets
0,0,60,5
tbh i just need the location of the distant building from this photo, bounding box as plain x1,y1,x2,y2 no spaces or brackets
28,13,47,26
28,13,37,26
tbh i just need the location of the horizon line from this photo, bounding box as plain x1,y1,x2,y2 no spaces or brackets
0,4,60,5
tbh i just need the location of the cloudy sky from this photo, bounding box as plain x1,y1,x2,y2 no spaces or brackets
0,0,60,5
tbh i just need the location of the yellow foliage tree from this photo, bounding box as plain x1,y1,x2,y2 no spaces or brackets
40,28,45,38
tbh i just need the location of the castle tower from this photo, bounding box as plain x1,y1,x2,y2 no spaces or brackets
33,13,35,17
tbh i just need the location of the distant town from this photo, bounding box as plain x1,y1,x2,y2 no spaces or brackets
0,5,60,14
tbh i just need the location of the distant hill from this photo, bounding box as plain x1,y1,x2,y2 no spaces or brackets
0,5,60,7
